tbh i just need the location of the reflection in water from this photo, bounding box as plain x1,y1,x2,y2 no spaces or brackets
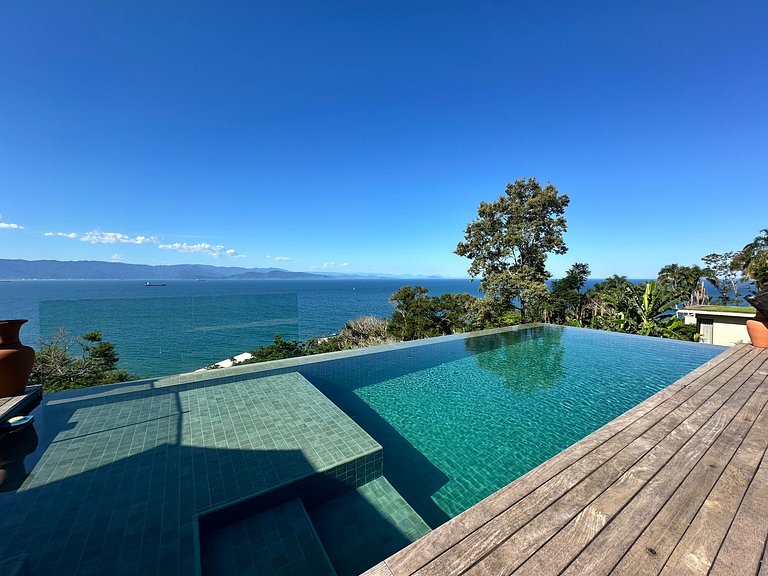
0,424,39,492
465,327,566,395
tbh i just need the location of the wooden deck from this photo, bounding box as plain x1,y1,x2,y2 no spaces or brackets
0,385,42,423
363,344,768,576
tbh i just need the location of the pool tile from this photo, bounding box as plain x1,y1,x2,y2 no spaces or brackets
0,372,380,575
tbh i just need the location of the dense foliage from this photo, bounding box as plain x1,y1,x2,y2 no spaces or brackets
30,330,136,392
455,178,569,323
656,264,711,307
247,334,306,362
537,262,590,325
734,229,768,288
387,286,479,340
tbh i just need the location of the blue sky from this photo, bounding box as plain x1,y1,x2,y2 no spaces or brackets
1,1,766,278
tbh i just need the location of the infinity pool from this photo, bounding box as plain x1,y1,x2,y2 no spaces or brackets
2,324,727,576
297,325,726,527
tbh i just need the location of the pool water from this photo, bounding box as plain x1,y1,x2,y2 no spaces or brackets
2,324,727,576
300,326,725,526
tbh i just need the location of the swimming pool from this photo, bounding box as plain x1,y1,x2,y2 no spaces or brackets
295,325,726,527
2,324,727,576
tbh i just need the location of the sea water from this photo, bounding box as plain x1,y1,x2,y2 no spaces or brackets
0,279,479,377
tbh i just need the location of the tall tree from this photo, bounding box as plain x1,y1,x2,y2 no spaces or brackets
657,264,711,307
702,252,740,304
388,285,443,340
455,178,569,323
734,229,768,288
544,262,591,324
30,330,135,392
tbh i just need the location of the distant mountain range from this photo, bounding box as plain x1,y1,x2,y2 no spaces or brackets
0,259,449,280
0,259,328,280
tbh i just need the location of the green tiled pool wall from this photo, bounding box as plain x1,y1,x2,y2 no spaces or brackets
200,498,336,576
323,450,383,492
198,450,383,536
308,477,431,576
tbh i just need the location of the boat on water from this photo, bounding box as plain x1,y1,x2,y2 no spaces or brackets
144,282,167,287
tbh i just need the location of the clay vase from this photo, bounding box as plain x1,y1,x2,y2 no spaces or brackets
0,320,36,397
746,312,768,349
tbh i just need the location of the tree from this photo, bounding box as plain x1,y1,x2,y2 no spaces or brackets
386,286,479,340
247,334,305,362
584,276,636,332
387,286,444,341
657,264,711,307
734,229,768,288
702,252,740,304
587,280,690,338
455,178,569,323
30,330,135,392
626,281,687,336
544,262,590,325
433,293,479,334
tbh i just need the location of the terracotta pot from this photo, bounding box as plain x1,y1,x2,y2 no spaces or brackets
0,320,36,398
746,312,768,349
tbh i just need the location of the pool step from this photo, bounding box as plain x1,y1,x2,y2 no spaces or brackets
200,498,336,576
195,370,384,545
195,371,385,574
307,477,432,576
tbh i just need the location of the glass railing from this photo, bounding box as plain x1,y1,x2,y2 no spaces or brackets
38,292,300,377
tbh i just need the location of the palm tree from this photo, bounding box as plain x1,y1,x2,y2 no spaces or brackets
735,229,768,288
657,264,712,307
657,264,684,291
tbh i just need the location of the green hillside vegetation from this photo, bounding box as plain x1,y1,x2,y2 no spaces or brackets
30,330,138,392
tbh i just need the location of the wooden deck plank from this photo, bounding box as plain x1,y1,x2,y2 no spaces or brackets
364,345,768,576
365,563,395,576
385,345,753,576
709,411,768,575
558,354,768,576
398,347,759,576
659,374,768,576
510,354,768,576
759,544,768,576
615,363,768,576
471,352,768,576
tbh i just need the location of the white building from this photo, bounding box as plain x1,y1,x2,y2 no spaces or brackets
676,307,755,346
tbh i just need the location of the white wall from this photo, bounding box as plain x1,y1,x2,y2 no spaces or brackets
697,315,751,346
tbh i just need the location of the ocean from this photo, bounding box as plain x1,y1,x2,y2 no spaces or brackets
2,277,734,379
0,279,480,378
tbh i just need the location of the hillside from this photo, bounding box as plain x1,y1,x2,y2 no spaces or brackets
0,259,330,280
